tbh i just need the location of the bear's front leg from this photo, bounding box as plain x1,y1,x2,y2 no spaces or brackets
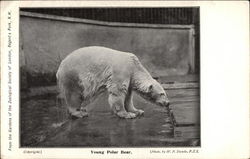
125,91,144,116
108,94,137,119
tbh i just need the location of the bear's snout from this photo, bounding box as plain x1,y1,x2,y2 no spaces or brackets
162,100,170,107
156,99,170,107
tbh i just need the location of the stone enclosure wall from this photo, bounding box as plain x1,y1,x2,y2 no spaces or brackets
20,12,196,88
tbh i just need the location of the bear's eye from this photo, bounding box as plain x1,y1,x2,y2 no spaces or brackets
160,93,165,96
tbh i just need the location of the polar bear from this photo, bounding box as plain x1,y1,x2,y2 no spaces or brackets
56,46,170,119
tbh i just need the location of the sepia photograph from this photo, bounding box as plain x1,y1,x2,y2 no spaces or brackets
20,7,200,147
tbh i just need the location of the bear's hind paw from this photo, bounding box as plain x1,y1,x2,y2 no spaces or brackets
70,111,88,120
117,111,137,119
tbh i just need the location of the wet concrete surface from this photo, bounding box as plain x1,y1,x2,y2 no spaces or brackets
21,89,200,147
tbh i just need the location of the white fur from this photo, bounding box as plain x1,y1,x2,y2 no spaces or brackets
56,46,167,118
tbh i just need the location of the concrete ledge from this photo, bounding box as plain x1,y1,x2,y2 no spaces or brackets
162,83,199,90
20,11,194,29
21,83,199,98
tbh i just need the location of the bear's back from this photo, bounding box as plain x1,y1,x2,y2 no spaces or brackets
57,46,137,80
63,46,133,66
72,46,133,63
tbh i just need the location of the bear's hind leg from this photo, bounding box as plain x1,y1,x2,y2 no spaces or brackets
125,90,144,116
65,89,88,119
108,94,136,119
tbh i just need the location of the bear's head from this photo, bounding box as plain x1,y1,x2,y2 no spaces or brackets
139,79,170,107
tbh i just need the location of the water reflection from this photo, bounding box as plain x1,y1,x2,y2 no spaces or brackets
22,92,200,147
109,119,137,146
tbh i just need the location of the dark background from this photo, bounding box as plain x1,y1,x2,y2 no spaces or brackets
21,8,199,25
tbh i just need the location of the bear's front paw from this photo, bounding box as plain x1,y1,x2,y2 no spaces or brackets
117,111,136,119
134,109,144,116
126,112,137,119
